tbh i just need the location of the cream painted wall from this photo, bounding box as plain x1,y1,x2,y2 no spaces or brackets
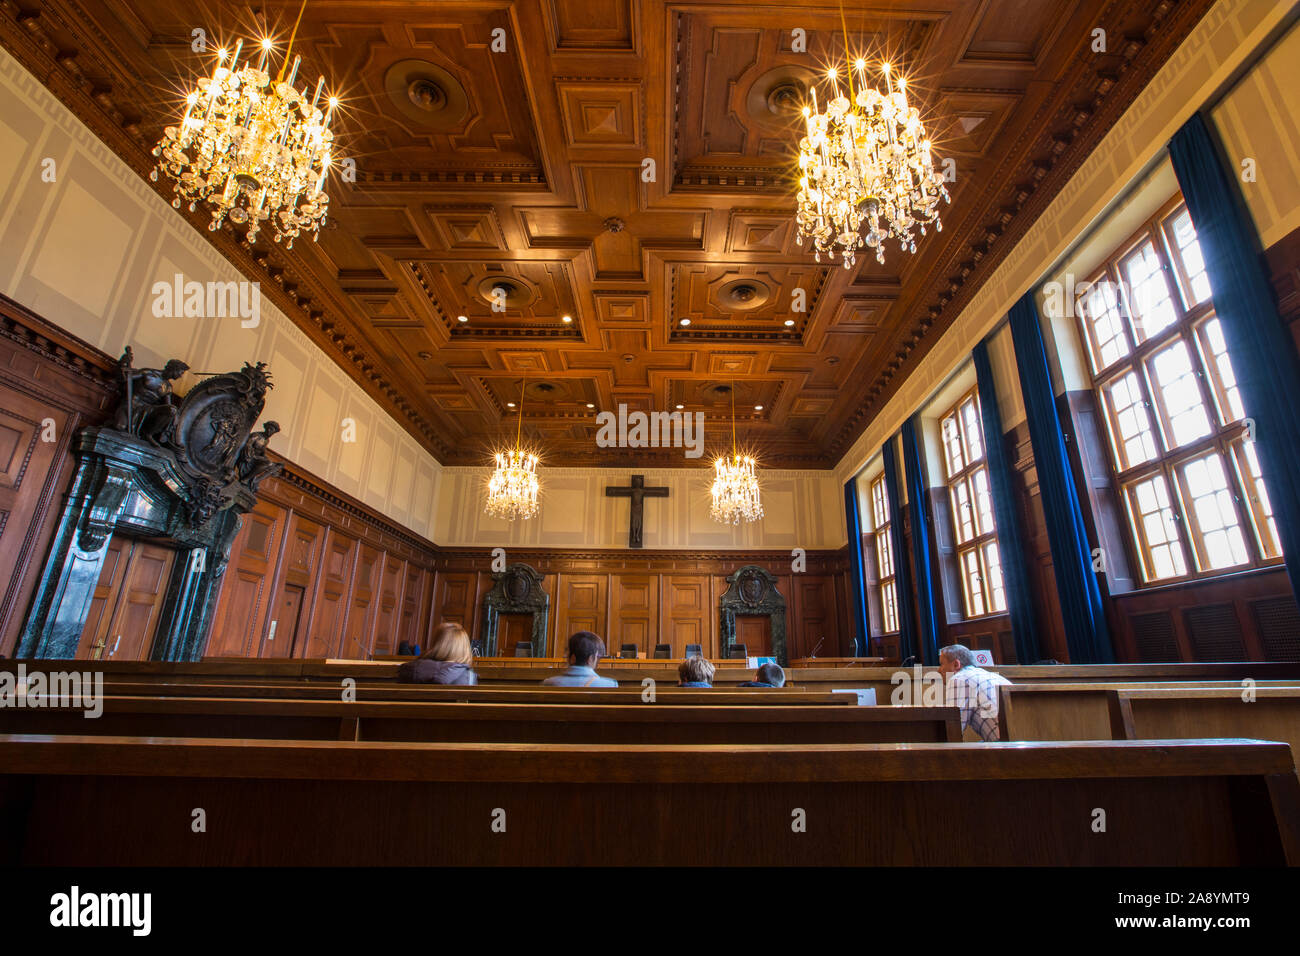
833,0,1297,486
434,466,846,550
0,46,444,541
1213,18,1300,248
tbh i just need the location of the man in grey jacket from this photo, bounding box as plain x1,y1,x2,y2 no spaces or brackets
542,631,618,687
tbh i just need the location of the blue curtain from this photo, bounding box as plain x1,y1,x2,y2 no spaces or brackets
843,478,869,656
902,419,941,665
973,339,1040,663
1169,113,1300,603
1008,292,1114,662
882,437,919,663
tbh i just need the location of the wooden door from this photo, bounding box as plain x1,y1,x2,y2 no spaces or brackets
269,584,306,657
735,616,772,657
206,499,283,657
77,538,176,660
77,537,131,659
497,614,534,656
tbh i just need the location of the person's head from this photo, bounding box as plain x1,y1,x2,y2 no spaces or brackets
163,359,189,379
566,630,605,668
678,655,716,685
939,644,974,676
263,420,281,437
756,662,785,687
422,622,473,666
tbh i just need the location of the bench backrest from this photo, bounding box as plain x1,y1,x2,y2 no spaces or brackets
0,696,959,744
2,735,1294,866
998,681,1300,741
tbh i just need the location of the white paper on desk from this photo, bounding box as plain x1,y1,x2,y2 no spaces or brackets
831,688,876,705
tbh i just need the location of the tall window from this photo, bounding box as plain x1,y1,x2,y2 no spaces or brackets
1075,197,1280,584
869,474,899,633
940,390,1006,617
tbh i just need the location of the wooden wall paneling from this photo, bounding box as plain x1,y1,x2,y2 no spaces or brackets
340,545,382,659
791,574,839,661
608,573,658,656
660,574,712,659
429,570,478,635
206,499,285,658
370,554,407,657
395,562,423,651
0,386,81,656
0,297,117,656
554,573,608,656
304,530,358,658
417,568,435,648
262,511,325,658
1008,423,1068,661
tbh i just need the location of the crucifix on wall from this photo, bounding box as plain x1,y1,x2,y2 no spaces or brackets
605,475,669,549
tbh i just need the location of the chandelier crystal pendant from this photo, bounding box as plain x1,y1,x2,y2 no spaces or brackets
794,57,949,268
150,0,338,248
485,380,540,521
710,387,764,525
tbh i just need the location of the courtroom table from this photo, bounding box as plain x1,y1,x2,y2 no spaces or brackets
1,735,1295,866
788,657,886,667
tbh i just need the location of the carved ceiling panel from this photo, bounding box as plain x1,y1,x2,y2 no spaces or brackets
2,0,1215,467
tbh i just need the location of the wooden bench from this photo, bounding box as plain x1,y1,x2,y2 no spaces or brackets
998,681,1300,742
1108,687,1300,757
0,696,957,743
1,735,1294,865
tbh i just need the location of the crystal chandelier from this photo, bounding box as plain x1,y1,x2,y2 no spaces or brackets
150,0,338,248
485,380,540,521
794,55,949,268
710,387,764,525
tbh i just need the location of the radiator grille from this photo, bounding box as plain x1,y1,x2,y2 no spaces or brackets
1184,604,1245,661
1253,597,1300,661
1130,611,1179,661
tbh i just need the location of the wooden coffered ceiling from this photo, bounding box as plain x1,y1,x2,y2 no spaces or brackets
1,0,1212,467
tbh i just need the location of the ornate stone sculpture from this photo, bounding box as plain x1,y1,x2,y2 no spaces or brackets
112,347,190,444
237,421,282,492
21,354,286,663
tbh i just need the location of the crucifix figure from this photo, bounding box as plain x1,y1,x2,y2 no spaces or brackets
605,475,669,549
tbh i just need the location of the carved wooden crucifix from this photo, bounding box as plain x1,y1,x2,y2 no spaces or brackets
605,475,669,549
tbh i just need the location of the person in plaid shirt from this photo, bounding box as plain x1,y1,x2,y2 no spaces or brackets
939,644,1011,741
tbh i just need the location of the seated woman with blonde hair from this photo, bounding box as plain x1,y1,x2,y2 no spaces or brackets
677,655,715,688
396,622,478,685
